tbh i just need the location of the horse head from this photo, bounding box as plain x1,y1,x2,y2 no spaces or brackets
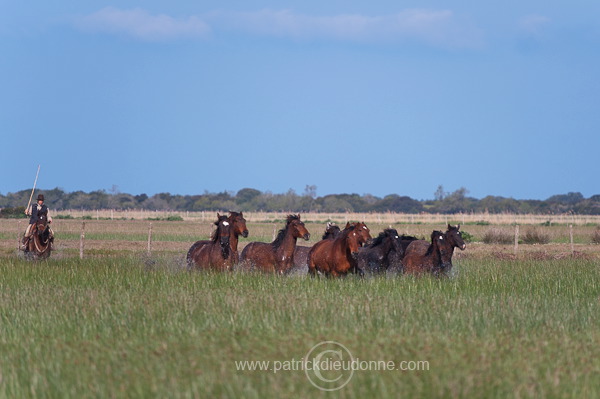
35,213,49,236
429,229,458,272
212,214,231,256
351,222,371,247
389,229,405,254
288,214,310,241
322,222,341,240
379,228,402,254
430,230,445,252
446,224,466,251
344,222,372,257
229,211,249,238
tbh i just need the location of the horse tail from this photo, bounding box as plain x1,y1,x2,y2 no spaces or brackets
307,243,323,277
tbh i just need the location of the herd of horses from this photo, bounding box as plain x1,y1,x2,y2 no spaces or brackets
20,210,467,275
186,212,466,277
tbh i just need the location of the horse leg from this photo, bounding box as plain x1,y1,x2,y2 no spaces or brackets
308,260,317,277
21,224,33,251
27,234,36,253
20,236,29,251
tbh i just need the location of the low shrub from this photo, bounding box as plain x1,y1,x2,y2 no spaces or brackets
592,227,600,244
146,215,184,222
0,207,27,219
54,214,74,219
482,228,514,244
522,228,550,244
460,230,475,243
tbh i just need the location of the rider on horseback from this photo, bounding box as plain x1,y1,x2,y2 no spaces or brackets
21,194,53,250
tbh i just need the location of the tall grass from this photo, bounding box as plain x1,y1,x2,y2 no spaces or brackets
0,256,598,398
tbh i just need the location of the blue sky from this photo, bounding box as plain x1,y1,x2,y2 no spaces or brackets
2,1,599,200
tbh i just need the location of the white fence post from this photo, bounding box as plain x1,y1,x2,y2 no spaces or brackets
147,223,153,256
514,224,519,256
79,222,86,259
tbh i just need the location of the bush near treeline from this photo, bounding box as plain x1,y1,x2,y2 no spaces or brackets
1,187,600,214
0,206,27,219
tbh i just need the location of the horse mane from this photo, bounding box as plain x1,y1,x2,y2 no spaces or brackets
271,214,301,249
425,231,444,256
447,224,460,233
338,223,358,242
368,229,398,248
322,224,341,240
344,224,357,231
400,234,418,241
210,215,229,243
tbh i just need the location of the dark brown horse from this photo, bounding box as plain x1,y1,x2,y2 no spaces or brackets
357,229,416,274
308,222,371,278
403,225,466,276
289,223,341,275
387,234,419,273
187,214,232,271
24,213,54,260
239,214,310,274
402,230,444,275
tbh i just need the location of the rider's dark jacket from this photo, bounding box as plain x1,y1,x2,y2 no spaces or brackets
29,204,48,224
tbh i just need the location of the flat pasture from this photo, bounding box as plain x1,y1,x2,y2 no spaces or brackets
1,216,599,259
0,216,599,398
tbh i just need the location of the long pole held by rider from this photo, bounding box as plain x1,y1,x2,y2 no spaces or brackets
25,164,41,217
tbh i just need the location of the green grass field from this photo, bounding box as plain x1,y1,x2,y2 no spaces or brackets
1,254,599,398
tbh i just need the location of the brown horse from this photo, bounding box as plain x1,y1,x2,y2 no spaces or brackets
239,214,310,273
289,223,341,275
23,214,54,260
308,222,371,278
187,214,233,271
187,212,249,271
403,225,466,275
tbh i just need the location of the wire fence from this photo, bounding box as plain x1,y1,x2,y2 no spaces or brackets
2,211,600,259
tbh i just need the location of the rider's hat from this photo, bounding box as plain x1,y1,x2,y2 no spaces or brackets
37,194,45,201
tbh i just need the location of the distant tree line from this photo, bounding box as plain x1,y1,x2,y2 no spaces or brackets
1,186,600,215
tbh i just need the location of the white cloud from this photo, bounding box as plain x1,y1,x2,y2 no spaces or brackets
75,7,211,41
214,9,484,49
74,7,483,48
518,15,551,37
